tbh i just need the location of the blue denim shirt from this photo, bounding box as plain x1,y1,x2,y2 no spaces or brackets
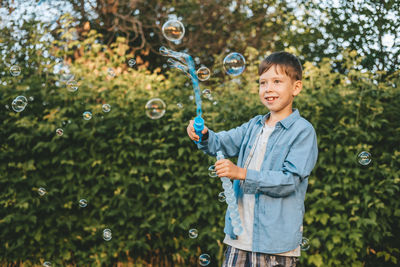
197,109,318,254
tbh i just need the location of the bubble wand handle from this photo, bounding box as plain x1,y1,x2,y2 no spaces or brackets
160,46,204,143
216,151,243,236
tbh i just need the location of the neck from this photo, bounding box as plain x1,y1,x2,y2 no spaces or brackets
267,109,293,126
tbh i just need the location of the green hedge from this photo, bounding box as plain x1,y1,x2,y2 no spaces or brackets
0,24,399,266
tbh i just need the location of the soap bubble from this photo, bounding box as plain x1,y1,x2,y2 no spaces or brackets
199,254,211,266
83,111,92,120
162,20,185,42
43,261,51,267
208,165,217,177
177,103,183,109
145,98,166,119
108,68,115,77
79,199,87,208
56,128,63,136
10,65,21,76
66,80,78,92
103,229,112,241
223,52,246,76
28,96,34,101
128,58,136,67
202,89,211,99
188,228,198,239
12,96,28,112
358,151,371,165
197,67,211,81
300,237,310,251
38,187,47,196
102,104,111,113
218,192,226,202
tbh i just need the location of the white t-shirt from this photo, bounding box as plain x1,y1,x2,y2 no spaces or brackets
223,122,301,256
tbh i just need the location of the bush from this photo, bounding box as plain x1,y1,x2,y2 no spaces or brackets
0,20,399,266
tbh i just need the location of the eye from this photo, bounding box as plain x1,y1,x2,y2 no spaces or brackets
259,81,266,86
274,80,281,84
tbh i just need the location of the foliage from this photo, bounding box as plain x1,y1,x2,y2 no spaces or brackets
0,18,399,267
299,0,400,74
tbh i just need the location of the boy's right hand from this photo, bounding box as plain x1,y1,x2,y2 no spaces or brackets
187,120,208,142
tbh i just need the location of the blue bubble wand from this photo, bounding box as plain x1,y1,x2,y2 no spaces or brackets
159,46,204,143
160,47,243,236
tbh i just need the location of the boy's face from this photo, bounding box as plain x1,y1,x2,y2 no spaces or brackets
258,65,302,115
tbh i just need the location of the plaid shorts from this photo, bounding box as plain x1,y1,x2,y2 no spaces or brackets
222,245,298,267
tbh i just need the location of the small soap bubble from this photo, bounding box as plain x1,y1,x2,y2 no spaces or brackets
43,261,51,267
208,165,218,177
10,65,21,76
188,228,198,239
83,111,92,120
199,254,211,266
12,96,28,112
128,58,136,67
28,96,34,101
102,104,111,113
177,103,183,109
145,98,166,119
162,20,185,42
103,228,112,241
223,52,246,76
79,199,87,208
66,80,78,92
189,95,194,101
300,237,310,251
218,192,226,202
213,101,218,105
197,67,211,81
108,68,115,77
56,128,63,136
202,89,211,99
38,187,47,196
358,151,371,165
5,104,9,110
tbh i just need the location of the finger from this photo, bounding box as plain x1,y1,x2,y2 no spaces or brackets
215,159,227,166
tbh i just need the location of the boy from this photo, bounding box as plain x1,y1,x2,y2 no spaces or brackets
187,51,318,267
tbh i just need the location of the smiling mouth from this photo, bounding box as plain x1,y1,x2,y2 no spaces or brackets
265,97,278,101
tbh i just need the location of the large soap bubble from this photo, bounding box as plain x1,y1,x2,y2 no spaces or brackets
10,65,21,76
145,98,166,119
197,67,211,81
188,228,198,239
162,20,185,42
103,229,112,241
82,111,92,120
12,96,28,112
358,151,371,165
300,237,310,251
223,52,246,76
199,254,211,266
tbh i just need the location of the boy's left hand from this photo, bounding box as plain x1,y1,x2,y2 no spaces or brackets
215,159,247,180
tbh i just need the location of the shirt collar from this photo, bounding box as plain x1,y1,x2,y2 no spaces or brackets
258,108,300,129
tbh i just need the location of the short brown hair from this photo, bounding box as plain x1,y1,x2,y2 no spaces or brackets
258,51,302,81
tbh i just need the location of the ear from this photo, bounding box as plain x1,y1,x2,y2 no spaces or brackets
292,80,302,96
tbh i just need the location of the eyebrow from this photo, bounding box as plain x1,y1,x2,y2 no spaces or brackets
259,76,285,81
